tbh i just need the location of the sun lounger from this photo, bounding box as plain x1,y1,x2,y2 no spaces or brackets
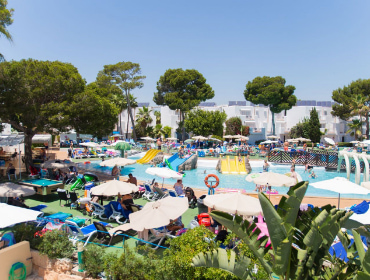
143,184,156,201
65,220,110,246
90,201,107,220
93,221,137,246
147,227,176,250
152,186,168,200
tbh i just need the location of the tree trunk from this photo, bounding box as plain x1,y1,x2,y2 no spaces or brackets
126,109,130,139
366,112,369,139
125,90,137,141
359,114,363,138
181,111,186,142
271,111,276,136
118,112,122,135
24,133,35,172
76,132,80,144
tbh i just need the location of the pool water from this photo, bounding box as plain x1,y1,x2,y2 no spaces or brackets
22,179,60,186
80,157,370,199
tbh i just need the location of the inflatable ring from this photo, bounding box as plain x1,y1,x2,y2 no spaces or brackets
204,174,219,189
84,161,91,164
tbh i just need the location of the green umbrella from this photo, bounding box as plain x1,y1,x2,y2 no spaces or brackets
114,142,131,157
184,139,194,143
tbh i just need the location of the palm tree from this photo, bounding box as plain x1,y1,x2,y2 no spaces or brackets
124,94,137,139
136,106,153,131
154,110,161,125
348,94,369,137
346,119,362,140
0,1,14,61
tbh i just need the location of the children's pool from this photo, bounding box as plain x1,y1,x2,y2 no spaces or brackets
79,155,370,199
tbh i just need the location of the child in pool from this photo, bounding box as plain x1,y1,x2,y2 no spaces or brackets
309,171,317,179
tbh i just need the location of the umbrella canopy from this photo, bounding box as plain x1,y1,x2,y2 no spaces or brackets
287,139,299,142
294,137,310,142
41,160,75,169
0,182,36,197
114,142,131,151
349,210,370,225
267,135,279,139
99,157,136,167
90,180,138,196
311,177,370,208
166,137,178,141
80,142,99,147
324,137,335,145
192,136,207,140
0,204,42,228
350,141,360,144
145,167,183,179
203,192,262,216
223,135,233,139
246,172,296,187
260,140,278,145
184,139,194,143
110,134,125,137
141,136,156,141
208,138,222,142
129,197,188,231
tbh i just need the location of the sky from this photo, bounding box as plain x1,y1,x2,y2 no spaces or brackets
2,1,370,105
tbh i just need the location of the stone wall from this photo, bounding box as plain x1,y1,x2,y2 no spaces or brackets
216,159,221,173
152,152,164,165
178,155,198,172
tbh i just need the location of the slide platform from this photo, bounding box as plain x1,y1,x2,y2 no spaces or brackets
166,153,193,171
137,149,161,164
220,156,248,174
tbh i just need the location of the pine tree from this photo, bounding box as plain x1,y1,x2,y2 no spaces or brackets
308,107,321,143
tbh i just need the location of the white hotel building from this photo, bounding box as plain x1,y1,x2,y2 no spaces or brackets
119,100,353,144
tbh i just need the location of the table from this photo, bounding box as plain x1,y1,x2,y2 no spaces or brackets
19,178,64,196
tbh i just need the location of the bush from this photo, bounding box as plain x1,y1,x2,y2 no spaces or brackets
338,142,352,147
38,230,74,259
12,223,43,250
255,139,265,145
82,244,106,278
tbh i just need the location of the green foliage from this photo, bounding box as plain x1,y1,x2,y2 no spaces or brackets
307,107,321,143
0,0,14,61
244,76,296,135
136,106,153,130
163,126,172,138
289,118,310,139
184,109,227,137
154,110,161,125
225,117,250,136
337,142,352,147
347,119,363,140
12,223,43,250
38,230,74,259
211,135,223,141
82,244,106,278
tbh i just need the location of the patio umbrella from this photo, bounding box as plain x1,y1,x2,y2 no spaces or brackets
311,177,370,208
203,192,262,216
80,142,99,147
99,157,136,167
294,137,310,142
224,135,233,139
287,139,299,142
90,179,138,196
166,137,178,141
145,167,183,186
362,140,370,144
0,182,36,197
245,172,296,187
114,142,131,157
192,136,207,140
141,136,155,142
41,160,75,169
184,139,194,143
267,135,279,139
348,210,370,225
260,140,278,145
0,204,43,228
129,197,188,231
350,141,360,144
324,137,335,145
110,134,125,137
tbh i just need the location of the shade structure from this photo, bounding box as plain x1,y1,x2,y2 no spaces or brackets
361,181,370,190
145,167,183,179
294,137,310,142
350,141,360,144
166,137,178,141
99,157,136,167
324,137,335,145
110,134,125,137
192,136,207,140
246,172,297,187
223,135,233,139
129,197,188,231
260,140,278,145
267,135,279,139
90,179,138,196
203,192,262,216
114,142,131,151
0,204,42,228
0,182,36,197
311,177,370,208
349,210,370,225
184,139,194,143
80,142,99,147
287,139,299,142
141,136,156,141
41,160,75,169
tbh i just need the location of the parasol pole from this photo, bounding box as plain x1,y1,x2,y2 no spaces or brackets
338,193,340,209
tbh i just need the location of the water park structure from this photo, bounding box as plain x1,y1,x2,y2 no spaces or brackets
136,149,161,164
219,156,248,174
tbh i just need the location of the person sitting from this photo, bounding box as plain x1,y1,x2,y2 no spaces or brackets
173,179,184,196
117,193,134,219
6,163,15,175
290,167,298,183
309,171,317,179
111,165,120,177
167,216,184,235
126,173,137,186
262,160,269,172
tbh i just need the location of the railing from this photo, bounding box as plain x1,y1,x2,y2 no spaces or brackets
267,150,363,171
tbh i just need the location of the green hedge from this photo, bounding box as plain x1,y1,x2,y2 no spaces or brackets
338,142,352,147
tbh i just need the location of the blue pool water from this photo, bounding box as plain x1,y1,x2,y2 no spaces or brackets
79,157,370,199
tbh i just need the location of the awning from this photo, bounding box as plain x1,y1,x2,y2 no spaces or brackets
32,134,51,143
0,204,42,228
0,134,24,147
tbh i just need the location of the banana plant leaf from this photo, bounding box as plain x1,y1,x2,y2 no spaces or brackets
115,142,131,151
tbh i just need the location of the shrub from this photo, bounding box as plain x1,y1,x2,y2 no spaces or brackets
338,142,352,147
82,244,106,278
38,230,74,259
12,223,43,250
255,139,265,145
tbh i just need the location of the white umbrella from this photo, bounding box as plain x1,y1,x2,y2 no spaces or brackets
110,134,125,137
287,139,299,142
349,210,370,225
146,167,183,179
350,141,360,144
192,136,207,140
246,172,297,187
311,177,370,208
166,137,178,141
99,157,136,167
260,140,278,145
80,142,99,147
224,135,233,139
361,140,370,144
324,137,335,146
294,137,310,142
0,204,42,228
0,182,36,197
203,192,262,216
41,160,75,169
90,180,138,196
129,197,188,231
267,135,279,139
141,136,156,142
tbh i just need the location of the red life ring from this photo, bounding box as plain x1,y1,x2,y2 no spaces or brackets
204,174,219,189
84,161,91,164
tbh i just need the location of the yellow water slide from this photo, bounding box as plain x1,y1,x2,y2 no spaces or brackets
220,156,247,174
136,149,161,164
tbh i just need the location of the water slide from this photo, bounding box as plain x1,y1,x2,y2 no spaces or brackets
220,156,248,174
165,153,192,171
136,149,161,164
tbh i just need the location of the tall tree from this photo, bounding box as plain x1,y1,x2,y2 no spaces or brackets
184,109,227,137
289,118,310,139
332,79,370,137
0,0,14,61
0,59,85,169
123,94,137,137
136,106,153,132
307,107,321,143
154,110,161,125
346,119,362,141
244,76,296,135
224,117,250,136
154,68,214,141
96,62,146,141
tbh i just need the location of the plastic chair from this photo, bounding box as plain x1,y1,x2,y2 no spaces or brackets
57,189,69,206
8,168,17,181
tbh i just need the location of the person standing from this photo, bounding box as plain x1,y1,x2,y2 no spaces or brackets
126,173,137,186
157,138,162,150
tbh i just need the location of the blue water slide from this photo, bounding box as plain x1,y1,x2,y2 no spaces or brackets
167,153,192,171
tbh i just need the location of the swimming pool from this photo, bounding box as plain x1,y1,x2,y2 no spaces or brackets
79,155,370,199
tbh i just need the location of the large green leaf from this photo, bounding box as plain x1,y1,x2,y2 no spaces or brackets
192,248,251,280
352,229,370,275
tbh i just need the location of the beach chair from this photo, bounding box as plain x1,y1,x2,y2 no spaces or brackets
90,201,107,220
168,189,185,198
152,186,168,200
109,202,127,224
147,227,176,250
143,184,156,201
69,192,80,209
93,221,137,246
57,189,69,206
7,168,17,181
65,220,110,246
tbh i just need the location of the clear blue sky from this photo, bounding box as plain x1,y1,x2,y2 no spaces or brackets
2,1,370,105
